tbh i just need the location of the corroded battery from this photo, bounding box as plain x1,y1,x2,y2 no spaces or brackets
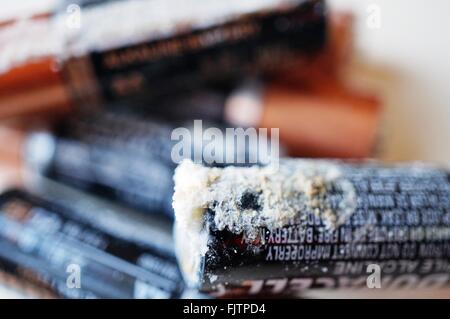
173,159,450,296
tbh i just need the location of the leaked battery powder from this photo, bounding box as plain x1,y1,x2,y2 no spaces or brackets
172,159,357,284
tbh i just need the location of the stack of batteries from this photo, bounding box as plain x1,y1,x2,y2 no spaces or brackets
0,0,384,298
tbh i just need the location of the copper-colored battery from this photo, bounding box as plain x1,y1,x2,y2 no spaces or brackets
224,11,380,159
225,77,381,159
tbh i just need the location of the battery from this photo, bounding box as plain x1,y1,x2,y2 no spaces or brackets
0,187,184,298
107,88,230,124
173,159,450,296
24,112,274,218
24,112,177,218
58,0,326,107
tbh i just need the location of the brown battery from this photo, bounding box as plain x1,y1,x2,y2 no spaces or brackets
0,115,57,192
0,19,72,119
224,10,380,159
225,78,381,159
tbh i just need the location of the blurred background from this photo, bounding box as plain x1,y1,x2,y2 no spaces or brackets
330,0,450,163
0,0,449,299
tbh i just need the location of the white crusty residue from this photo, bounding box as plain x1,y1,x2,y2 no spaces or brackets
172,159,357,284
174,159,357,236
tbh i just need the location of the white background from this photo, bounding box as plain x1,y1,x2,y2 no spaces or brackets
330,0,450,165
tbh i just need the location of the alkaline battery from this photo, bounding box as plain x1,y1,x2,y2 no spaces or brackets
24,112,275,218
0,185,184,298
173,159,450,296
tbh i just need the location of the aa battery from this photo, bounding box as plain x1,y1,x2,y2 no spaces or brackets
59,0,326,107
0,186,184,299
173,159,450,297
24,111,274,218
25,112,176,218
